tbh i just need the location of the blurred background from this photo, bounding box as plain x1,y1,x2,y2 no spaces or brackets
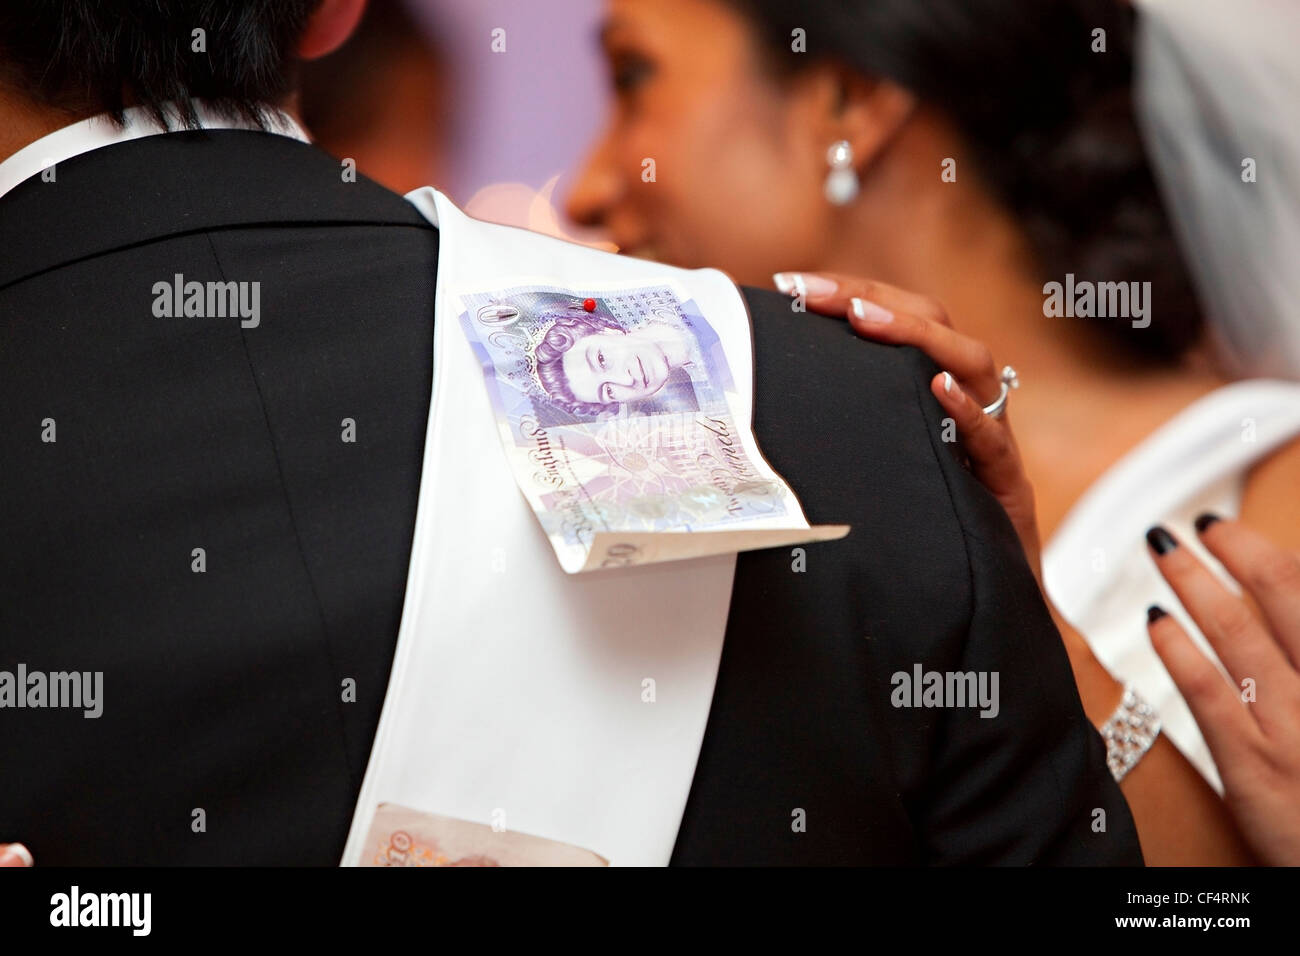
302,0,608,242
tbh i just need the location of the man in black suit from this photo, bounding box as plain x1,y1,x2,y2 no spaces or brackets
0,1,1140,865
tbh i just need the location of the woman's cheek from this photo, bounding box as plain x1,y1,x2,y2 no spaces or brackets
605,123,658,208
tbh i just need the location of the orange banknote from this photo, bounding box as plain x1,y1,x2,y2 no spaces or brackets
360,803,609,867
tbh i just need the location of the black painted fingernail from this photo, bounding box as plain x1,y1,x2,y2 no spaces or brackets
1194,512,1221,534
1146,525,1177,555
1147,604,1167,624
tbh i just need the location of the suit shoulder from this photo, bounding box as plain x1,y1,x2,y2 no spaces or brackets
739,283,939,394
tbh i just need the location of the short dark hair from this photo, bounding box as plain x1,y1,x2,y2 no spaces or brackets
0,1,323,129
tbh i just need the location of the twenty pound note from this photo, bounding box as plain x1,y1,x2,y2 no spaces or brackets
359,804,608,867
456,279,849,572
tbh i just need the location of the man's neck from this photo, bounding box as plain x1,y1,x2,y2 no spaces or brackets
0,89,93,166
0,88,312,167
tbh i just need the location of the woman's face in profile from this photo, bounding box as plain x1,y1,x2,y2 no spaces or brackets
566,0,834,287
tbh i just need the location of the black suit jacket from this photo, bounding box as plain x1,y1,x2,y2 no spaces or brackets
0,130,1141,865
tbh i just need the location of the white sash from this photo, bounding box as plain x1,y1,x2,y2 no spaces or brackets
341,188,802,866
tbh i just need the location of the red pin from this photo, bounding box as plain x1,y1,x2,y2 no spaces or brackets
583,298,597,312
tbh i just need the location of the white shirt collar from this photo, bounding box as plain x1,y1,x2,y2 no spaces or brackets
0,101,310,201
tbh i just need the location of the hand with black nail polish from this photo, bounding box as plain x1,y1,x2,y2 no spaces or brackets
1144,513,1300,864
1145,525,1178,556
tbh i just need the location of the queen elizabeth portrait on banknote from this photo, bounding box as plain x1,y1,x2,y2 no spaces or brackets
464,286,706,424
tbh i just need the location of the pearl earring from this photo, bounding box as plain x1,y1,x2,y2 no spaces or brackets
823,139,859,206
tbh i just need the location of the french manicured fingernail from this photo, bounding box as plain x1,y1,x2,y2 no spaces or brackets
772,273,798,295
773,272,836,297
1147,604,1168,624
1145,525,1177,555
850,297,894,324
1194,512,1221,534
0,843,33,866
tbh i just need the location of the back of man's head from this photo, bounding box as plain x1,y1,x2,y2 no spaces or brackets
0,1,362,130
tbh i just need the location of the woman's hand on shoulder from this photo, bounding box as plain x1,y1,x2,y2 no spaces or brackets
775,270,1042,575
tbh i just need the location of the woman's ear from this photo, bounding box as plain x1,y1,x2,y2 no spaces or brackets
813,64,918,175
297,0,368,61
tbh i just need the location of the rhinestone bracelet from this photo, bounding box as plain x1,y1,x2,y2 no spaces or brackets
1101,684,1162,783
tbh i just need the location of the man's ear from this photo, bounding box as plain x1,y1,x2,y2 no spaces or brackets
810,64,917,175
297,0,368,61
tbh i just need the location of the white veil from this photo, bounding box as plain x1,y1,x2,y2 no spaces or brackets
1134,0,1300,380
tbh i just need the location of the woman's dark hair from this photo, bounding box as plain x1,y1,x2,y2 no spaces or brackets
0,1,322,129
730,0,1203,361
533,311,623,417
